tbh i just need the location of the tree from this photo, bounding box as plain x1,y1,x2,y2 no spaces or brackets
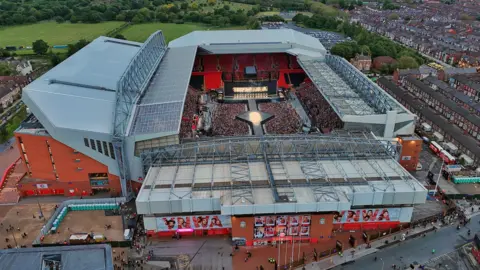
397,56,419,69
348,3,355,10
114,34,126,40
0,126,8,141
357,0,363,6
388,13,399,20
54,16,65,23
32,40,49,55
67,39,90,57
339,0,347,9
0,63,13,76
247,18,260,29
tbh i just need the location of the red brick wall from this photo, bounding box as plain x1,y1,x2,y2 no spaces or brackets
398,138,422,171
231,216,254,244
310,214,334,241
15,133,120,196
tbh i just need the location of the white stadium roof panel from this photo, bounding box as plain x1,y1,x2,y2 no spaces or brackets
169,29,327,57
22,36,142,134
25,89,115,134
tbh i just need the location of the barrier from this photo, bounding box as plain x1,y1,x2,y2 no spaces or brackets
0,157,20,190
33,197,126,245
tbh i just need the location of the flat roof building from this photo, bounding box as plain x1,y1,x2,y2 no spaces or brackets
0,244,113,270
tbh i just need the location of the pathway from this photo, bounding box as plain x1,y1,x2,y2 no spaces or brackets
328,214,480,270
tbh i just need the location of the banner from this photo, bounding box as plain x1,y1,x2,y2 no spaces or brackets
156,215,231,231
254,215,311,239
333,208,402,224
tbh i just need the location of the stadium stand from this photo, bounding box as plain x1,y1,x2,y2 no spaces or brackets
273,53,289,69
295,82,343,133
289,55,301,69
203,55,218,72
179,87,201,139
219,55,235,72
255,54,272,71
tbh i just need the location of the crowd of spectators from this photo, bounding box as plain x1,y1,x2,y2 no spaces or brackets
212,104,250,136
179,87,200,139
295,82,343,133
259,102,301,134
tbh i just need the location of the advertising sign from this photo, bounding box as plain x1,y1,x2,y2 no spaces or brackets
333,208,402,224
156,215,231,231
254,215,311,239
36,184,48,189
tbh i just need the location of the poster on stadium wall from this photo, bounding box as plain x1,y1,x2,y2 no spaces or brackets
253,215,311,239
156,215,231,231
332,208,402,224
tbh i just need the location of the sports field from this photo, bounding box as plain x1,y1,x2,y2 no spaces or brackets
120,23,247,43
0,21,124,48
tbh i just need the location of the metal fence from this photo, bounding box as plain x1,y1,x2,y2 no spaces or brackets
33,197,126,245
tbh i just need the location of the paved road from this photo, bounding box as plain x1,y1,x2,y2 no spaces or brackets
411,144,443,186
333,214,480,270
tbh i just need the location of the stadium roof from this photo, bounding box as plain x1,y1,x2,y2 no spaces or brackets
298,55,407,118
137,135,427,215
23,36,142,135
0,244,113,270
299,58,375,115
137,159,426,215
129,46,197,137
169,29,327,56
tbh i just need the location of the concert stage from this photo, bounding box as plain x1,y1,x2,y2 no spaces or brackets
224,80,277,98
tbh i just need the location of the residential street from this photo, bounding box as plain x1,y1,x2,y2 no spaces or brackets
332,215,480,270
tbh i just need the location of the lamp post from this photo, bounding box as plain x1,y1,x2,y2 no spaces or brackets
34,189,45,221
432,160,444,196
380,258,384,270
10,229,18,248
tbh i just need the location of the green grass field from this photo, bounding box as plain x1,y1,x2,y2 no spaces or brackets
0,21,124,48
120,23,246,43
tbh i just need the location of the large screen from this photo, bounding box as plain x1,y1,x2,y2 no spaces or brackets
333,208,402,224
253,215,311,239
156,215,231,231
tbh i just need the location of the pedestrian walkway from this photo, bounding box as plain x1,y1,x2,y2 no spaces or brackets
455,199,480,219
300,225,438,270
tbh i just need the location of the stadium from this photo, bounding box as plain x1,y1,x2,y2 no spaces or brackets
15,29,425,245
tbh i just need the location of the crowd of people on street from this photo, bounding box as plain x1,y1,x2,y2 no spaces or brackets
212,104,250,136
113,215,148,270
258,102,301,134
295,82,343,133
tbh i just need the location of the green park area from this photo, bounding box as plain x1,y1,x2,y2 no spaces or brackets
0,21,124,48
121,23,246,43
